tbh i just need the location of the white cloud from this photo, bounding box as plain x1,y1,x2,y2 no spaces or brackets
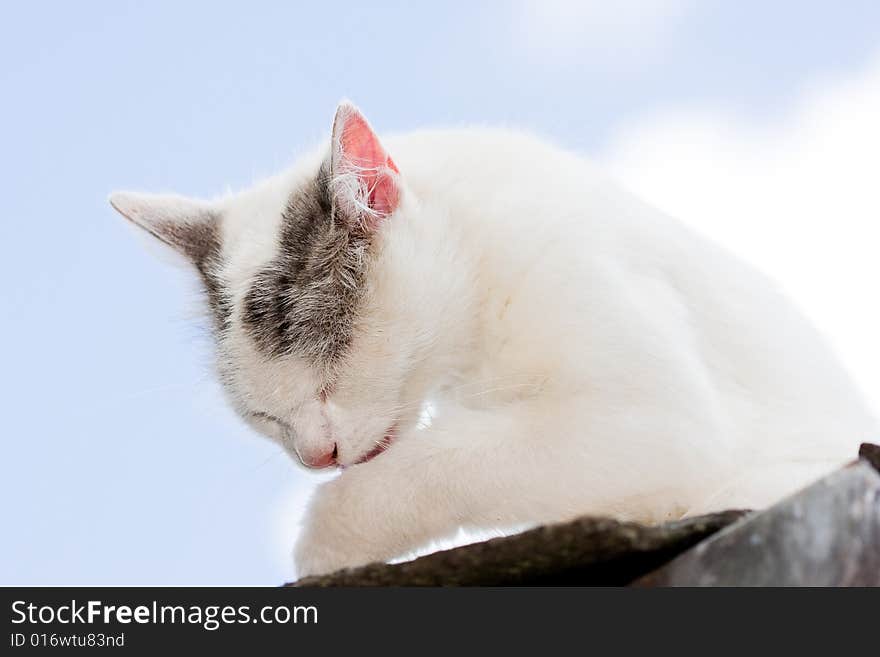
600,53,880,412
515,0,691,66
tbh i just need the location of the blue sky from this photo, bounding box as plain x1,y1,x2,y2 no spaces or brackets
2,1,879,584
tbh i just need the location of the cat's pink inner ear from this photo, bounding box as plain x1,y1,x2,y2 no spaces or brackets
333,104,400,220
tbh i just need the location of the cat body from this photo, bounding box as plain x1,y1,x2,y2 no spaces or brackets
111,103,877,577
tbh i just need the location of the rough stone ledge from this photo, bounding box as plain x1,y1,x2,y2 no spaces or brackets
636,456,880,586
859,441,880,473
289,510,748,587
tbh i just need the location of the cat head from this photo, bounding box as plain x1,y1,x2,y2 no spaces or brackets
111,102,448,469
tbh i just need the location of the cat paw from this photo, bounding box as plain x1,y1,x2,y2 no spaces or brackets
293,538,357,579
292,477,386,578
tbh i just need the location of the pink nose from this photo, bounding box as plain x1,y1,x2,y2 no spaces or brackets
297,444,337,469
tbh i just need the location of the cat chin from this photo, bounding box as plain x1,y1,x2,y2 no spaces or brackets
347,425,398,469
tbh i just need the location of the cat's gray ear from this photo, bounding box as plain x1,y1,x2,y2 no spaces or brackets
109,192,220,267
329,101,400,230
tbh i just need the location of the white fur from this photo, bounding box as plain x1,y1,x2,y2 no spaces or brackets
114,112,879,578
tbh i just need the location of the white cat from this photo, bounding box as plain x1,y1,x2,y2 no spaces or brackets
111,102,878,577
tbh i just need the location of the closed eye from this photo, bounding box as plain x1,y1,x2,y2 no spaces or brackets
250,411,286,427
